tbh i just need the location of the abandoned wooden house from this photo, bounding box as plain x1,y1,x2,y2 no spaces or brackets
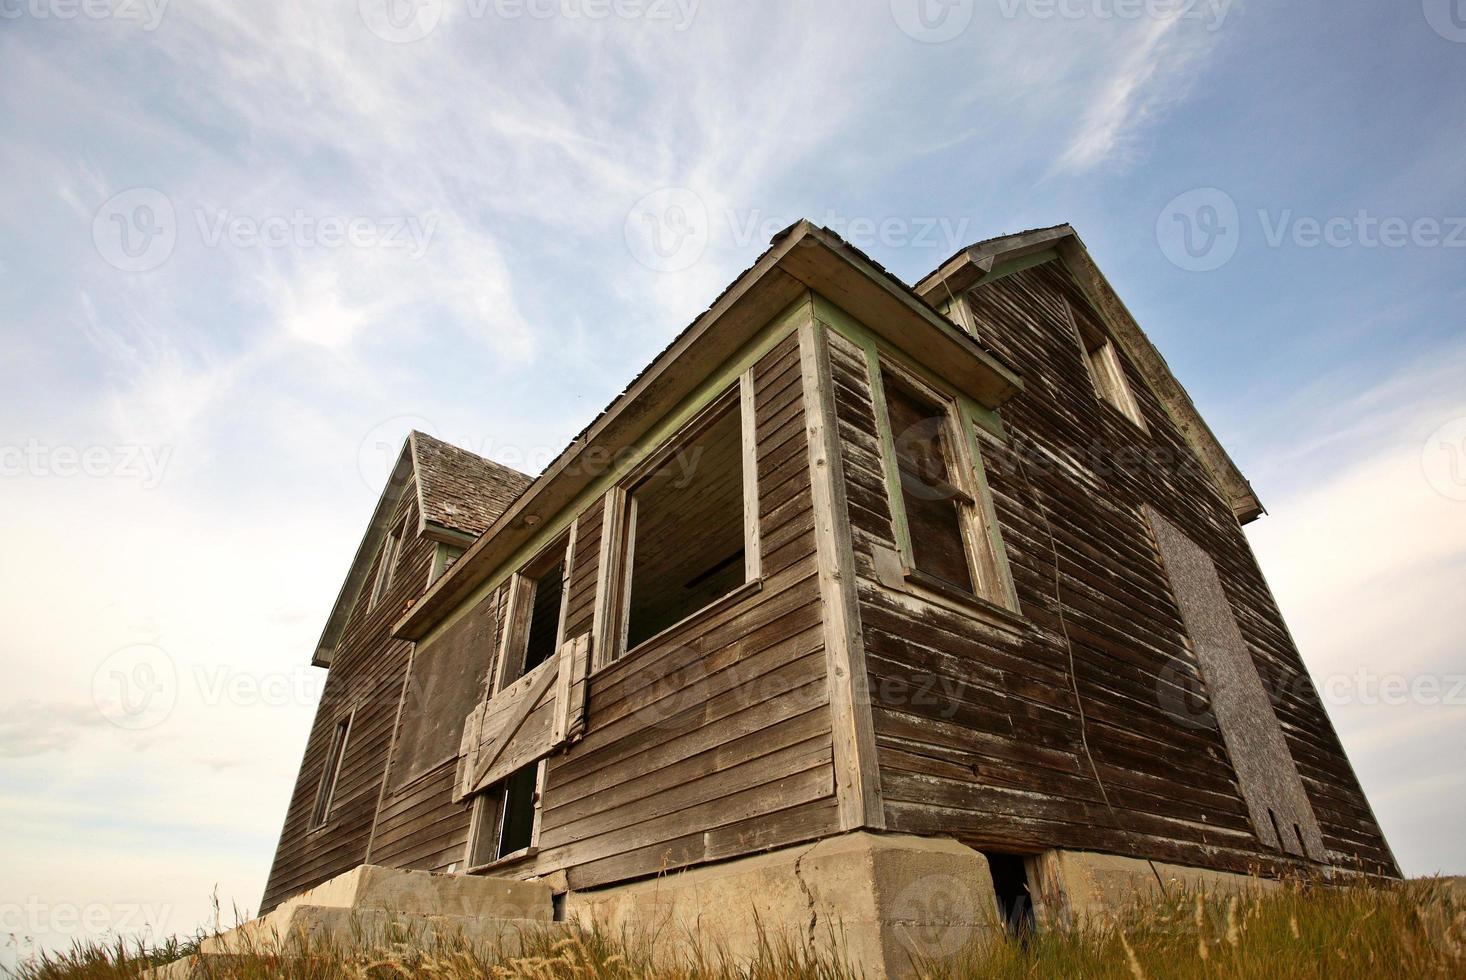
260,221,1397,971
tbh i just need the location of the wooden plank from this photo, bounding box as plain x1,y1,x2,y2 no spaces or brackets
799,317,883,830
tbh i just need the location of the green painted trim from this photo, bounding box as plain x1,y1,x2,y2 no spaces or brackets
812,294,1019,611
811,295,1006,440
962,423,1021,612
421,293,816,649
981,248,1059,284
862,341,912,565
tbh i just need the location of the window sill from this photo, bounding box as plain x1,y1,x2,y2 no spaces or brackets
467,846,539,875
871,545,1028,636
597,578,764,676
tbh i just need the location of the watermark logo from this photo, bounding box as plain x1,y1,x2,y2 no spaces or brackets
630,646,707,730
0,0,170,30
93,188,176,273
1156,187,1240,272
890,873,981,958
358,415,440,491
890,0,975,42
92,645,177,731
1155,657,1216,731
1422,417,1466,502
359,0,443,43
1423,0,1466,42
625,188,709,273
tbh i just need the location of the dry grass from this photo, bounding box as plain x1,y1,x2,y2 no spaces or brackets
8,879,1462,979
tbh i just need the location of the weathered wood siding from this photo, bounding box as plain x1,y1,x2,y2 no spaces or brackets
529,330,840,890
830,262,1396,877
260,484,436,912
366,583,507,875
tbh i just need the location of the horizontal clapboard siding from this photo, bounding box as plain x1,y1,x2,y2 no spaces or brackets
831,262,1395,878
530,330,840,889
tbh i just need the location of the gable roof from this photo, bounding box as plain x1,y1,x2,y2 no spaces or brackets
393,219,1026,643
412,431,535,541
915,225,1266,525
312,433,532,667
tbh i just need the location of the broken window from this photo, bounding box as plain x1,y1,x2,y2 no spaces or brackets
497,536,571,690
874,360,1013,611
467,762,541,868
311,712,352,829
882,369,976,594
369,516,409,608
1068,299,1147,430
622,390,752,652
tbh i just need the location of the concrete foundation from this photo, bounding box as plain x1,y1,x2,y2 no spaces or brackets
565,831,1002,978
154,866,564,978
1033,849,1282,928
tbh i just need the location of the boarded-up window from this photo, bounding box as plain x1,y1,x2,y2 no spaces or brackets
1145,506,1325,861
311,712,352,828
624,397,749,650
882,369,976,594
390,590,498,792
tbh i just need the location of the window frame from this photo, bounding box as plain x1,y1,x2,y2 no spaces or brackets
869,352,1017,616
368,514,410,609
492,529,574,695
464,760,546,872
597,374,762,669
1065,298,1148,432
309,708,355,831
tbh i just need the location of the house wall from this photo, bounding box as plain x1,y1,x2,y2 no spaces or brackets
309,305,843,898
527,328,841,890
260,482,436,912
825,261,1397,878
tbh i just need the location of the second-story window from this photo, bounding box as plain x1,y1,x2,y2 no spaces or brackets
603,378,760,661
875,360,1014,610
1068,299,1147,431
496,535,571,690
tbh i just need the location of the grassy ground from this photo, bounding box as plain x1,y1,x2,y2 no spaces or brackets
7,879,1462,979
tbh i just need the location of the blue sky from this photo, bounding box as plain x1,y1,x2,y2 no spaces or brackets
3,0,1464,964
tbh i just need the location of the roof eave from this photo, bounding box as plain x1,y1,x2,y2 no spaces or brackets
917,226,1265,526
311,440,416,668
392,220,1025,643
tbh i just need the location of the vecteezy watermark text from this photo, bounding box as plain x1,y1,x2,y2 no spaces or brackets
625,189,975,272
0,440,171,487
195,210,438,259
358,0,698,44
1157,188,1466,271
93,188,440,272
0,0,168,30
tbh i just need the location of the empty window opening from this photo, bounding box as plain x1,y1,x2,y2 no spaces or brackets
551,893,568,923
311,714,352,829
468,763,541,868
522,546,567,676
625,400,748,650
1294,823,1309,859
500,537,571,689
882,369,976,594
370,515,410,607
985,852,1036,938
1067,300,1146,429
497,764,539,858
